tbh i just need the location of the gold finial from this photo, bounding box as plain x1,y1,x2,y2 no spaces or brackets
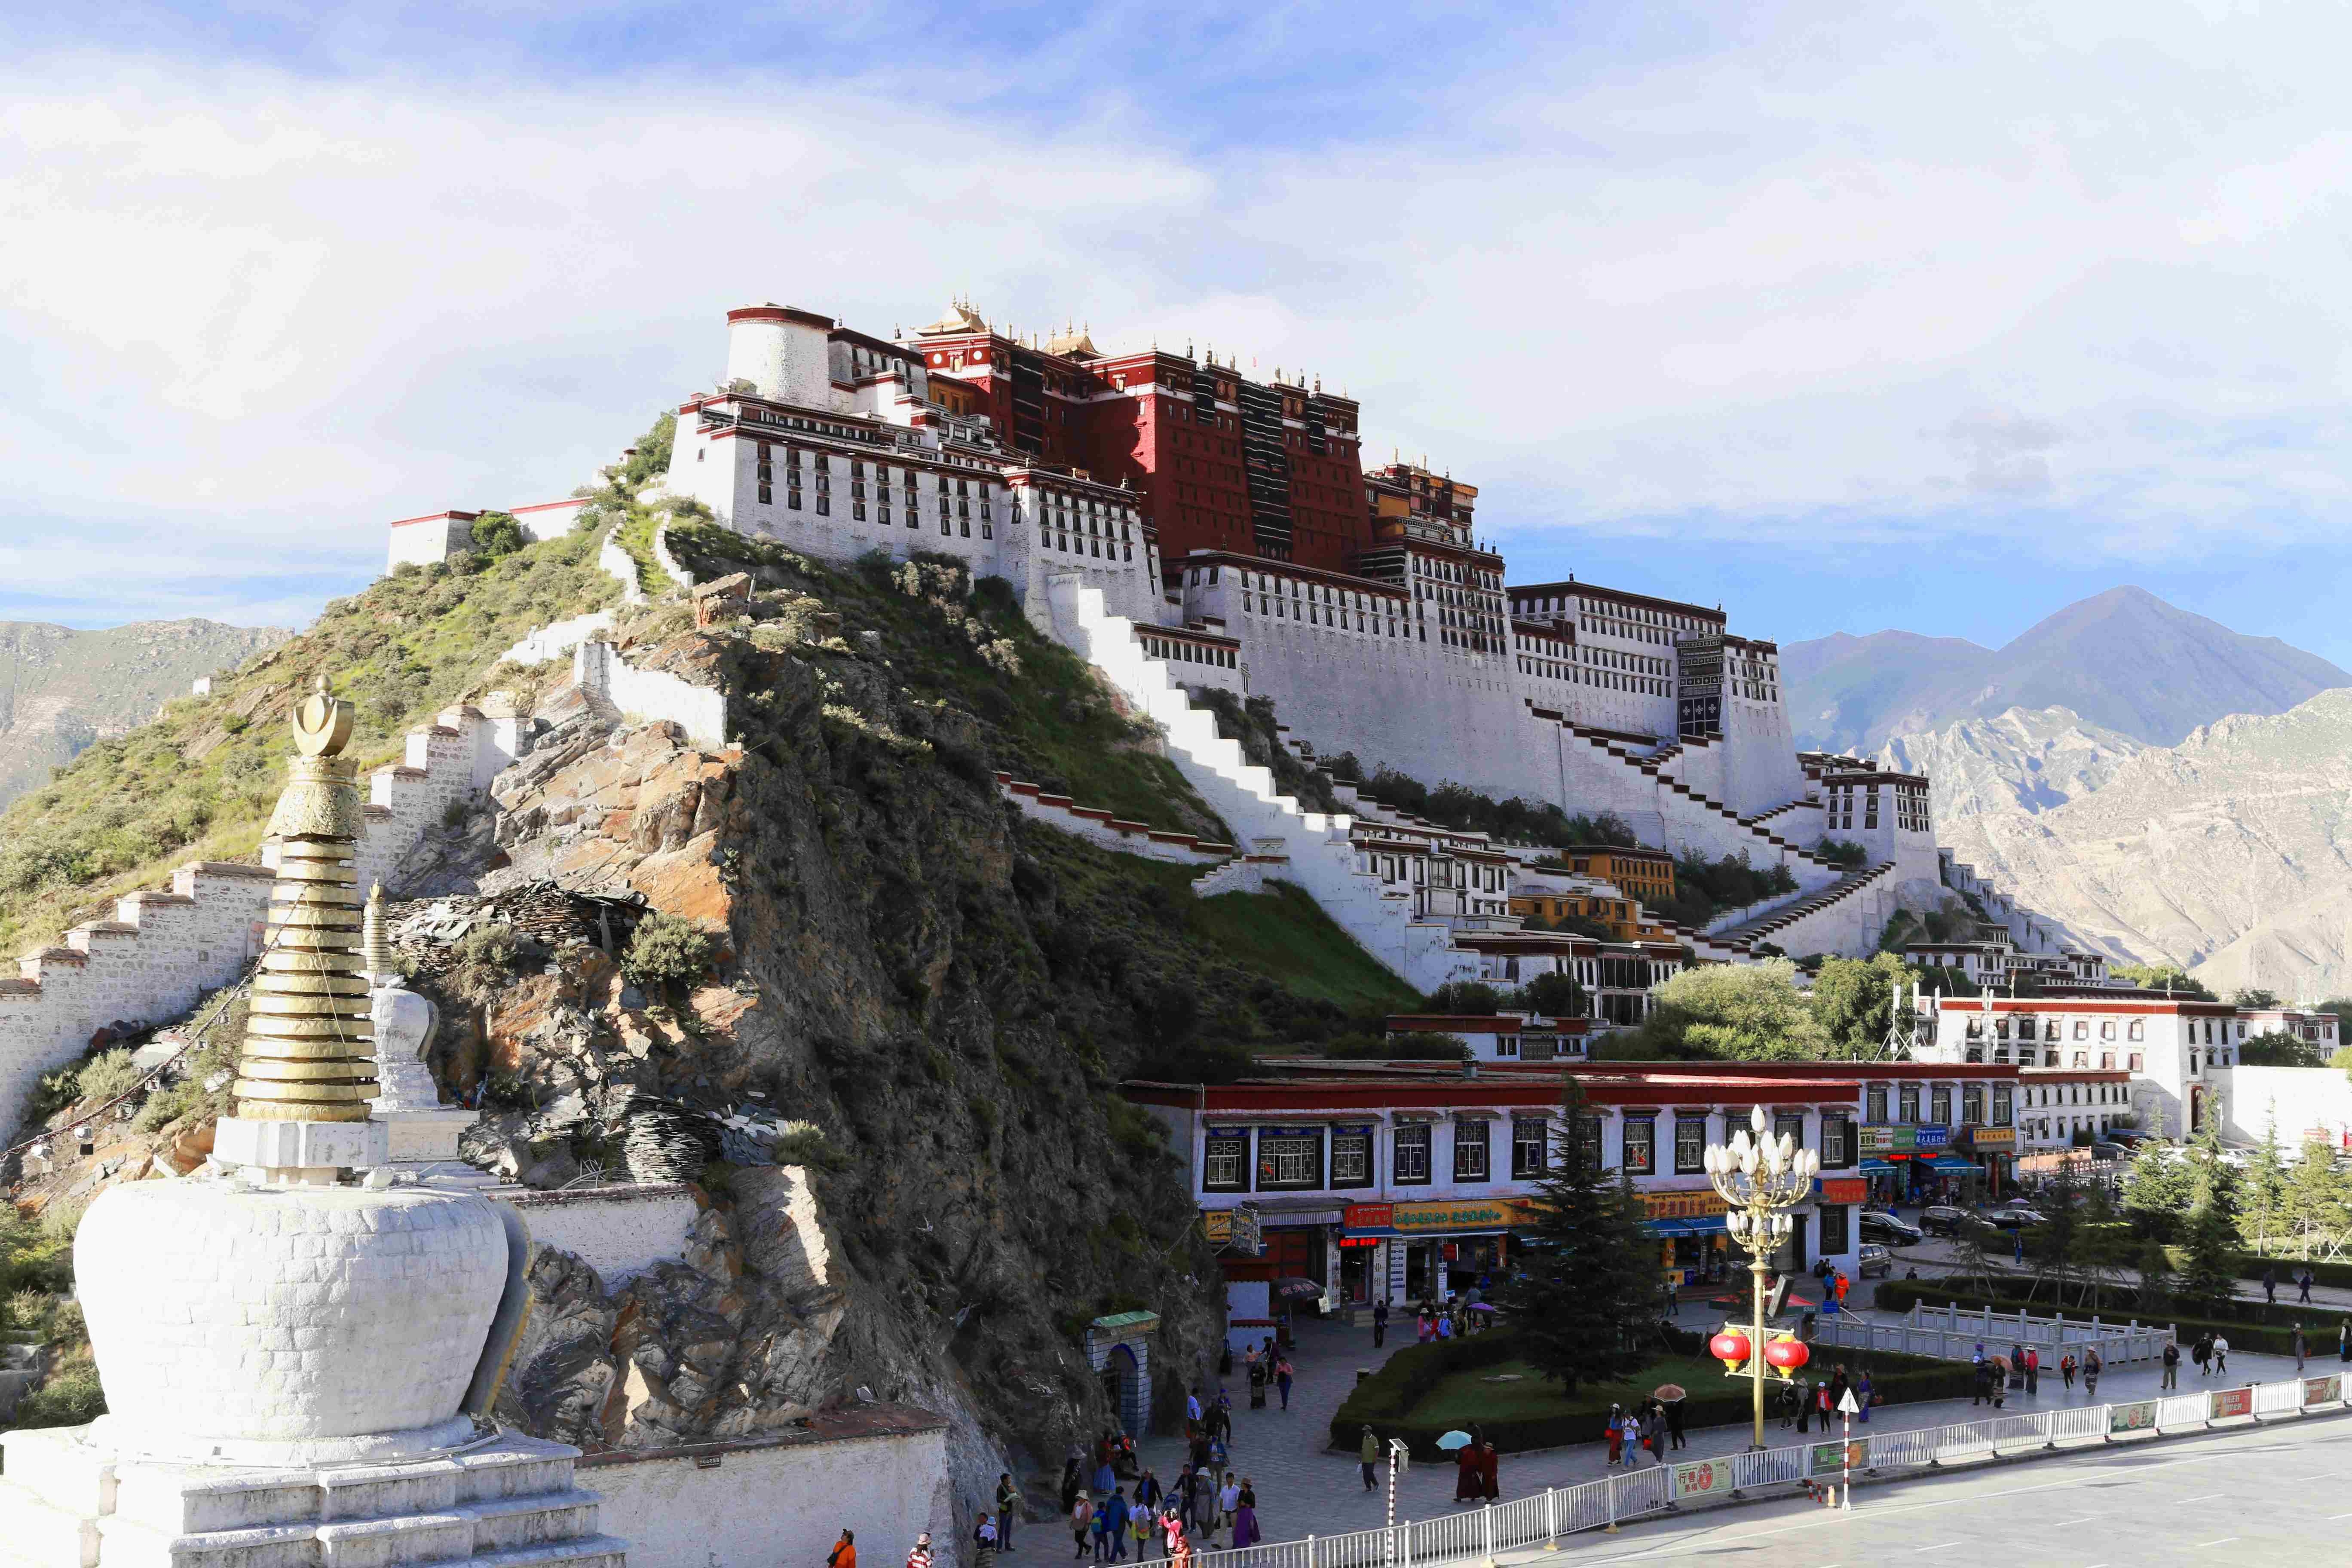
235,673,377,1123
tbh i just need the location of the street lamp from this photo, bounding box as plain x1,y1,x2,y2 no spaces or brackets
1705,1105,1820,1450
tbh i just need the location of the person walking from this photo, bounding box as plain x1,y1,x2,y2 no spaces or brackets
2193,1332,2212,1378
1795,1376,1813,1433
1971,1351,1993,1407
2024,1346,2040,1395
2059,1353,2076,1390
1100,1491,1128,1565
1070,1497,1095,1562
1605,1406,1625,1466
908,1534,936,1568
2161,1338,2179,1390
828,1530,858,1568
1479,1441,1500,1501
1185,1389,1201,1437
1373,1298,1390,1349
1218,1473,1240,1543
997,1475,1023,1553
2263,1265,2278,1305
1129,1504,1155,1563
1232,1479,1260,1549
2340,1319,2350,1364
2211,1335,2229,1377
1855,1368,1873,1423
1665,1394,1687,1449
1359,1426,1380,1491
2300,1268,2316,1305
975,1515,999,1568
1455,1438,1483,1499
1274,1355,1294,1412
2295,1323,2309,1371
2083,1348,2102,1398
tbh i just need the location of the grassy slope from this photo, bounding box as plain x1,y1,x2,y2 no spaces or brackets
0,530,620,955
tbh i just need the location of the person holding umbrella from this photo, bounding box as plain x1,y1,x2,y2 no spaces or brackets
1441,1430,1480,1501
1655,1383,1688,1450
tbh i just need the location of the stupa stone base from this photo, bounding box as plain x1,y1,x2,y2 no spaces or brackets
0,1424,625,1568
210,1117,390,1183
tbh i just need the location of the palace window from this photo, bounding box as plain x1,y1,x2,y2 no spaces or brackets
1992,1084,2012,1126
1623,1115,1655,1174
1331,1130,1372,1188
1674,1116,1706,1175
1393,1124,1432,1185
1776,1111,1805,1150
1819,1204,1850,1257
1898,1084,1920,1123
1256,1131,1322,1191
1866,1084,1888,1123
1962,1084,1985,1125
1822,1116,1853,1168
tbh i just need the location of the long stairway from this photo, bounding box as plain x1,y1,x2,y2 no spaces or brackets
1046,575,1478,992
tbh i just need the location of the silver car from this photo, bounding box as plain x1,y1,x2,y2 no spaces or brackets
1858,1243,1893,1279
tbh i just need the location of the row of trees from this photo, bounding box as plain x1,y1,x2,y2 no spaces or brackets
1590,953,1910,1062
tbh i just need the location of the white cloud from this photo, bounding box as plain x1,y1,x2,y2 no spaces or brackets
7,6,2352,627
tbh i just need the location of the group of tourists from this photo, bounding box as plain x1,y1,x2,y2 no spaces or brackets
1603,1400,1683,1464
1779,1365,1873,1430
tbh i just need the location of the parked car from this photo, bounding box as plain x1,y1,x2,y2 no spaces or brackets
2104,1128,2157,1150
1860,1211,1924,1246
1858,1243,1893,1279
1984,1207,2050,1230
1920,1204,1974,1235
2089,1141,2135,1162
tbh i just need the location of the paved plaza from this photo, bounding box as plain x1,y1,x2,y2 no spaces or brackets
1513,1413,2352,1567
1130,1305,2334,1548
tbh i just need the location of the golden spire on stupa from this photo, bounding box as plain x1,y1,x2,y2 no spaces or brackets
232,676,379,1122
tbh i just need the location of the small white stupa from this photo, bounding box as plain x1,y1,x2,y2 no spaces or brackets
363,883,498,1187
0,678,625,1567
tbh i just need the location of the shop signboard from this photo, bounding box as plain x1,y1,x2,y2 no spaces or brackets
1642,1189,1732,1220
2209,1387,2254,1420
1806,1439,1866,1477
2305,1376,2343,1409
1203,1210,1231,1245
2107,1399,2159,1434
1858,1124,1951,1156
1342,1200,1533,1237
1814,1178,1868,1204
1963,1126,2016,1152
1670,1458,1736,1500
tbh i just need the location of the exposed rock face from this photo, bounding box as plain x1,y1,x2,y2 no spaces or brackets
1929,689,2352,995
1879,706,2143,818
407,600,1222,1527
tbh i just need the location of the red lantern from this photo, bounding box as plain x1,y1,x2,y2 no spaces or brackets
1710,1330,1752,1365
1765,1338,1810,1372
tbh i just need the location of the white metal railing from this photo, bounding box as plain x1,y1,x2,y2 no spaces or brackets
1807,1315,2151,1367
1178,1377,2346,1568
1898,1302,2167,1362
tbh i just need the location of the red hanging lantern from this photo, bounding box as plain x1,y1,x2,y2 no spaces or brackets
1709,1330,1752,1366
1765,1338,1810,1372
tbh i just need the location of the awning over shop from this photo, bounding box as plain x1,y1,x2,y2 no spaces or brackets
1927,1153,1980,1172
1859,1158,1898,1173
1641,1216,1729,1238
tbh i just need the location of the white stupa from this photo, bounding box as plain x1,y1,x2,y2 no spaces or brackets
0,679,626,1568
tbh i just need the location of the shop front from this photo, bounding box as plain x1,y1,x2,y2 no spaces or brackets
1858,1123,1951,1204
1959,1125,2015,1195
1342,1198,1534,1307
1206,1198,1340,1349
1639,1189,1733,1287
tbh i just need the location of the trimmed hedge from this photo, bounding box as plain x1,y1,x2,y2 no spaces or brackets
1329,1326,1974,1458
2227,1252,2352,1293
1873,1280,2349,1358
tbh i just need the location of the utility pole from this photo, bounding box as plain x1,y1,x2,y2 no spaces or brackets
1838,1387,1860,1509
1385,1438,1409,1564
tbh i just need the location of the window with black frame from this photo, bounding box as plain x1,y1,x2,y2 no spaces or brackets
1866,1084,1888,1122
1775,1110,1805,1150
1453,1120,1490,1182
1510,1118,1549,1179
1821,1115,1853,1168
1393,1124,1432,1185
1674,1117,1706,1174
1962,1084,1985,1125
1256,1129,1323,1190
1623,1115,1656,1174
1203,1131,1248,1192
1898,1083,1920,1122
1331,1126,1374,1188
1819,1204,1850,1256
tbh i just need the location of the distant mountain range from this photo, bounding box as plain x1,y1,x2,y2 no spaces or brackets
0,619,289,810
1783,586,2350,755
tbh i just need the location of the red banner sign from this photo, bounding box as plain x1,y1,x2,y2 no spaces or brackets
1816,1179,1867,1204
2209,1387,2254,1420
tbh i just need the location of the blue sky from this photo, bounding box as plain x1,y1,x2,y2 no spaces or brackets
5,2,2351,668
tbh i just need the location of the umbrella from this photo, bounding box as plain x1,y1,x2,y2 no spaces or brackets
1467,1302,1498,1313
1653,1384,1687,1401
1271,1277,1322,1302
1436,1431,1474,1450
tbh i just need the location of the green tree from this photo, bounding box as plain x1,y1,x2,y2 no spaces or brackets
2134,1236,2173,1315
1632,958,1827,1060
2120,1145,2194,1241
2112,963,2215,1001
1509,1079,1660,1393
2177,1123,2241,1303
1424,980,1504,1014
1515,970,1586,1020
2284,1137,2352,1259
2239,1030,2322,1067
2024,1167,2084,1304
469,511,525,557
1811,952,1911,1059
2237,1121,2290,1250
2231,987,2281,1010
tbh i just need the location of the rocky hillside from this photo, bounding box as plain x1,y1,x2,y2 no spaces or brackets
1785,586,2349,753
1929,689,2352,996
4,520,1421,1525
0,619,290,811
1879,705,2144,818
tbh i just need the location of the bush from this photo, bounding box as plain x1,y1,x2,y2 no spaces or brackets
622,913,716,991
12,1367,106,1428
1330,1327,1974,1457
450,923,520,1001
73,1048,145,1109
469,511,525,558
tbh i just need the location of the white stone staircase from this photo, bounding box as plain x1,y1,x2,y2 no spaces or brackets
1046,575,1478,992
0,1426,625,1568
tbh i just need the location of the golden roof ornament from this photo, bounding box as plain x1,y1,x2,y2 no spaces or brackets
234,676,378,1123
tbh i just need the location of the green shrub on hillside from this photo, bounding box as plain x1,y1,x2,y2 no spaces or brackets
622,913,715,992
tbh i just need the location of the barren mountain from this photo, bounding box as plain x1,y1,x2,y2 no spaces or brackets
1879,706,2144,819
0,619,289,808
1785,587,2348,754
1930,689,2352,997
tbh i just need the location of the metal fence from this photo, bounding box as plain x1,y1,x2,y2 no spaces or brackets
1807,1314,2152,1365
1177,1375,2348,1568
1894,1302,2169,1362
